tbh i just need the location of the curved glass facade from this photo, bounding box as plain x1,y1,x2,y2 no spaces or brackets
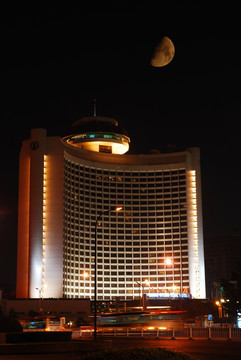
63,158,190,300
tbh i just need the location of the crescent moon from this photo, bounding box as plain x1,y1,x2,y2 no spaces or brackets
150,36,175,67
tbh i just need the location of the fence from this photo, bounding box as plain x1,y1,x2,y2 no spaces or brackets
80,327,241,340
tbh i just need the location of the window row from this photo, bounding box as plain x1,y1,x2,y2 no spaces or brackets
64,160,186,176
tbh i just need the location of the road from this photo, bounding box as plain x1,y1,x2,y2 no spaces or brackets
0,338,241,360
112,338,241,360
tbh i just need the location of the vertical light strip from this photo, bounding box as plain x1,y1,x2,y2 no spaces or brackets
188,170,201,298
42,155,47,295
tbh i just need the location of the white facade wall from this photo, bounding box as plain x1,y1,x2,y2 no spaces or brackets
28,129,46,298
42,138,64,298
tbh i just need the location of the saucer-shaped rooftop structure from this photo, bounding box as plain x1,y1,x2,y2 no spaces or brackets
62,116,130,154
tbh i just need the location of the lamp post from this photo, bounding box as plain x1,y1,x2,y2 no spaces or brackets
142,279,150,310
93,206,122,341
36,287,43,313
135,279,150,310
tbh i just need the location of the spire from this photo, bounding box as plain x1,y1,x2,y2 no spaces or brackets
93,98,96,117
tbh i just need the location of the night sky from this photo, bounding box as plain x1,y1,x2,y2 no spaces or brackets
1,3,241,292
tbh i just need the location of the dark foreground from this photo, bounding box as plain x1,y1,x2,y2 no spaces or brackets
1,338,241,360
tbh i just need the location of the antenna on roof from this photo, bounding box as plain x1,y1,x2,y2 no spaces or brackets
93,98,97,117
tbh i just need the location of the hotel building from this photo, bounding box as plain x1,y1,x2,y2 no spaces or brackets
16,116,206,300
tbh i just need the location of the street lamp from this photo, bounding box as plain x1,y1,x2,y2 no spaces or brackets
135,279,150,310
165,258,172,266
36,287,43,313
142,279,150,310
93,206,122,341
